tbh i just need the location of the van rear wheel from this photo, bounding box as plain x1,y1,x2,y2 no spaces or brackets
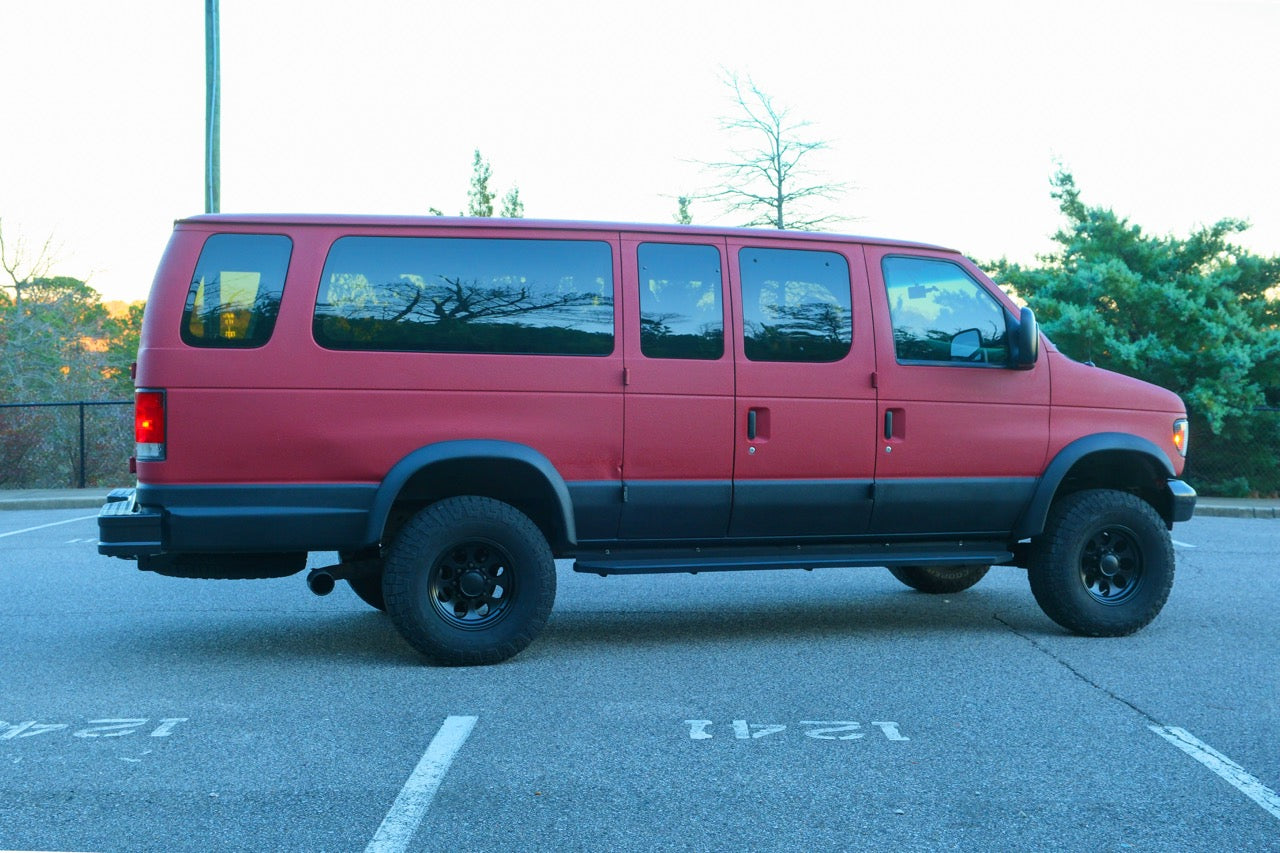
888,565,989,594
1029,489,1174,636
383,496,556,666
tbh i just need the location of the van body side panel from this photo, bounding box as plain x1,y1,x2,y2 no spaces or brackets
137,223,624,472
725,238,878,539
1044,350,1188,476
618,235,735,540
863,248,1051,535
134,222,625,544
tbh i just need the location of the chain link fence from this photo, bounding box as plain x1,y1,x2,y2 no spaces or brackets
0,401,133,489
1183,408,1280,499
0,400,1276,497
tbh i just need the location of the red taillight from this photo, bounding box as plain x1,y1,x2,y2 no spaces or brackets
135,390,166,460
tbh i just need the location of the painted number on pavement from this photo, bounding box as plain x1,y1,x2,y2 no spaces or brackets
685,720,908,741
1,718,188,740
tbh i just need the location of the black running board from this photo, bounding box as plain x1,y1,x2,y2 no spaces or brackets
573,542,1012,576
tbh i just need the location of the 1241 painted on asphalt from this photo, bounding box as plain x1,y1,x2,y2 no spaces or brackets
1,718,187,740
686,720,908,741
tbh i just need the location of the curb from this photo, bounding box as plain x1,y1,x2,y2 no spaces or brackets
0,497,110,512
1193,504,1280,520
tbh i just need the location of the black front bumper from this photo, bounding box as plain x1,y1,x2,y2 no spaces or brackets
1168,478,1197,523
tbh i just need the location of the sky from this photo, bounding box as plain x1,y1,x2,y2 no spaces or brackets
2,0,1278,303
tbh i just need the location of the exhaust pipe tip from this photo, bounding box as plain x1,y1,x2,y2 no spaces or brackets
306,569,336,596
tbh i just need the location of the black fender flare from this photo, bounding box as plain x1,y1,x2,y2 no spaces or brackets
363,439,577,548
1012,433,1175,540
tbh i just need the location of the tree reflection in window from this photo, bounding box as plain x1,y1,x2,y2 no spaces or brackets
314,237,614,355
740,247,852,363
883,256,1009,365
638,243,724,360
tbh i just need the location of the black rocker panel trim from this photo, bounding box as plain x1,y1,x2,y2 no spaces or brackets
567,481,624,542
869,477,1036,537
615,480,732,541
729,479,875,539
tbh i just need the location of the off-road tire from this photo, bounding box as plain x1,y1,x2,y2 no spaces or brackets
1029,489,1174,636
888,565,990,594
383,496,556,666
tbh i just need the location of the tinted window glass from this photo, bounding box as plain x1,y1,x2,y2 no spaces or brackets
883,256,1009,365
638,243,724,360
181,234,292,348
314,237,614,355
739,248,852,362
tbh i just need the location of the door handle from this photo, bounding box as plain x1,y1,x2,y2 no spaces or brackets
884,408,904,440
747,409,758,441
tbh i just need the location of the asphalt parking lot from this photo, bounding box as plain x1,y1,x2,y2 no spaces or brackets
2,508,1277,852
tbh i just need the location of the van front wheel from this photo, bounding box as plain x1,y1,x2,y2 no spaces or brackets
383,496,556,666
1029,490,1174,636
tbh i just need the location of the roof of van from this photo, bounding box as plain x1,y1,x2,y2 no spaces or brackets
176,214,958,253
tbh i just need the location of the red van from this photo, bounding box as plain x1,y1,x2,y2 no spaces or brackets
99,215,1196,665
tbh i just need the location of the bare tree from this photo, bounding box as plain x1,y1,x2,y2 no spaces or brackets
697,73,848,231
0,218,59,309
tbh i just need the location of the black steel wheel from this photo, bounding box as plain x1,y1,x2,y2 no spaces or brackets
425,539,517,629
1029,489,1174,636
1078,526,1144,605
383,496,555,666
888,564,990,594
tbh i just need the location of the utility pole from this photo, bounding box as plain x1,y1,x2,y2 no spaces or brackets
204,0,221,213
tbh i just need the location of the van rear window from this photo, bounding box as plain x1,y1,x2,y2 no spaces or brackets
313,236,614,356
181,234,292,348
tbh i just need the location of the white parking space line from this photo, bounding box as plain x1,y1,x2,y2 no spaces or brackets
1150,726,1280,822
365,715,478,853
1173,540,1196,549
0,514,97,539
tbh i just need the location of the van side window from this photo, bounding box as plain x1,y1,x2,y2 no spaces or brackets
181,234,292,348
313,237,614,355
638,243,724,360
883,256,1010,365
739,248,852,363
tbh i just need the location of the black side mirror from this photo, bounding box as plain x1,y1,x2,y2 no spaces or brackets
1013,306,1039,368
